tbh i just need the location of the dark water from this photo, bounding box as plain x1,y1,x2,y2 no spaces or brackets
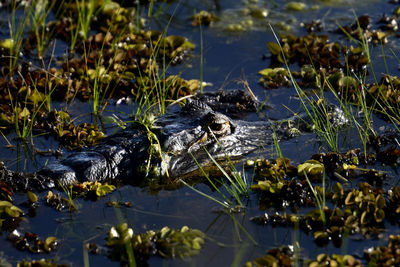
1,0,400,266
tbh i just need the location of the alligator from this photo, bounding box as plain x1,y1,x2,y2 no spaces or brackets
0,90,346,191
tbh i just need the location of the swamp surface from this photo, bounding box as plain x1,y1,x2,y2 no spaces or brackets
2,0,400,266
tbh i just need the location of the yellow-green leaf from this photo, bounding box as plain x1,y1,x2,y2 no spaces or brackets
267,42,281,55
27,191,38,204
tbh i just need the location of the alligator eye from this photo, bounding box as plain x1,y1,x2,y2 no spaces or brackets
210,122,223,131
201,112,232,137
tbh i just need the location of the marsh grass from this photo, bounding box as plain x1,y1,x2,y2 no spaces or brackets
9,72,56,141
82,242,90,267
181,154,247,208
30,0,55,58
269,26,346,153
133,1,186,116
272,126,284,160
181,131,250,209
83,33,117,116
297,89,343,152
112,197,137,267
338,15,377,131
128,3,197,178
7,0,30,76
58,181,77,212
199,23,204,94
70,0,100,51
373,48,400,132
304,172,326,226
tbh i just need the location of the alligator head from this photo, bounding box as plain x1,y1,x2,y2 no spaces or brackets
158,104,274,178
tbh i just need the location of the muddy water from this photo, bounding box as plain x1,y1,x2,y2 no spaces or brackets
1,0,400,266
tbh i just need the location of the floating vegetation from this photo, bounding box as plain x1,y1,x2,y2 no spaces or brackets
285,2,307,12
45,181,115,211
0,181,13,202
249,158,313,210
72,181,116,200
35,110,105,149
106,224,205,265
0,0,200,148
338,15,391,45
252,181,389,247
191,10,219,26
7,229,58,254
27,191,38,204
297,160,324,179
17,258,68,267
306,253,362,267
266,33,343,70
0,200,23,228
364,234,400,266
45,190,71,211
245,246,294,267
344,183,386,226
258,67,291,89
247,236,400,267
248,147,400,247
247,158,297,180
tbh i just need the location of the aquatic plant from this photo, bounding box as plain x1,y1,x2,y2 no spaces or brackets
10,77,57,142
0,200,22,227
6,0,30,76
364,234,400,266
182,132,251,209
18,258,67,267
83,30,117,116
70,0,98,51
306,253,362,267
107,224,205,265
245,246,294,267
45,190,71,211
267,28,350,153
7,229,58,254
73,181,116,200
250,158,313,210
29,0,55,58
0,182,13,202
57,182,77,212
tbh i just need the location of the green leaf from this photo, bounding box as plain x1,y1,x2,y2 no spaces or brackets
374,209,385,223
267,42,281,55
95,183,116,197
297,160,324,176
258,68,288,78
192,237,204,250
376,194,385,209
5,206,22,217
0,39,14,50
285,2,307,11
27,191,38,204
18,107,30,119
